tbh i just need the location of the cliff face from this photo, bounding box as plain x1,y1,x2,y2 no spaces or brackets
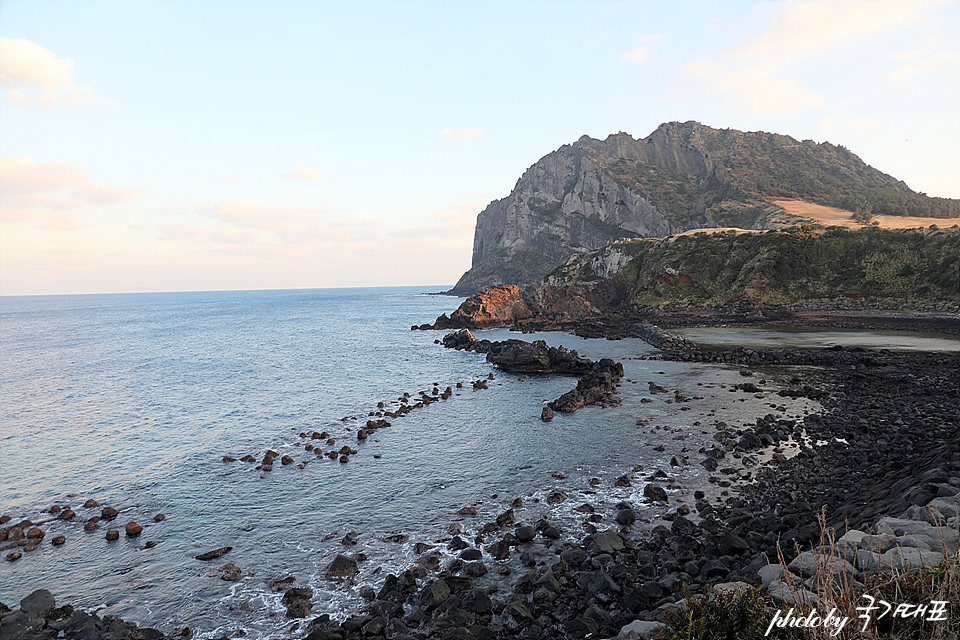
452,140,675,295
450,121,955,295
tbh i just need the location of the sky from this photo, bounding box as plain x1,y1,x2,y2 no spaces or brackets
1,0,958,296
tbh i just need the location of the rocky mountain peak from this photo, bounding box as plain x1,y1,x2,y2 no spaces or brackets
448,122,958,296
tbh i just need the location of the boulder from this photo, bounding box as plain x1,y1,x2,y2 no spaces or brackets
325,554,358,578
643,483,668,502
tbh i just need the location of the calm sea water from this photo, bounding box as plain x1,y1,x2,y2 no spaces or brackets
5,287,936,637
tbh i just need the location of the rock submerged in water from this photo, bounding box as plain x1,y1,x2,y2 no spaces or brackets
325,554,358,578
125,522,143,537
217,563,244,582
644,483,669,503
105,529,120,541
195,546,232,561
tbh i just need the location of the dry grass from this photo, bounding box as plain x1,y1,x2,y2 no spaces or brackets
654,513,960,640
772,199,960,231
766,511,960,640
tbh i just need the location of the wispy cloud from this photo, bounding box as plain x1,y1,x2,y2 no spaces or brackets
620,34,661,64
0,37,115,110
439,128,483,141
282,168,325,181
888,46,960,82
679,0,941,116
224,174,245,183
0,157,144,229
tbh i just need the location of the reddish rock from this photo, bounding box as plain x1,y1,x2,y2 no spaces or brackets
101,507,119,520
218,563,243,581
356,429,368,440
223,456,237,462
58,509,75,520
52,535,66,546
125,522,143,537
240,455,256,462
84,521,98,532
106,529,120,541
144,541,158,549
49,505,62,514
339,455,349,463
280,455,294,465
154,513,165,522
0,515,10,524
8,527,24,541
433,285,533,329
26,527,44,540
83,499,99,508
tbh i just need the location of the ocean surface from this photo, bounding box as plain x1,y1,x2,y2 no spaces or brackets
0,287,948,637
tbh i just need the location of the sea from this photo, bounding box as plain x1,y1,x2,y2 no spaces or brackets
1,287,956,638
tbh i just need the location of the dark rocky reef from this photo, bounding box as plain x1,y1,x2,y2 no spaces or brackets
0,590,173,640
441,329,623,416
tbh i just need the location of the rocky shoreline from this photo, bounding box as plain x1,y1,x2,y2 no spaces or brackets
3,323,958,640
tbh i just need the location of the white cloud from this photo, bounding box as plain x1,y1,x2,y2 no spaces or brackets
224,175,245,183
439,128,483,141
729,0,934,66
0,37,114,110
679,0,943,116
620,34,661,65
888,47,960,82
282,168,325,181
0,157,144,229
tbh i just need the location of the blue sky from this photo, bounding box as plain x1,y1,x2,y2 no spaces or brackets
2,0,958,295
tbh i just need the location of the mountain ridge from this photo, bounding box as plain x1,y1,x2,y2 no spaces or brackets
450,121,959,295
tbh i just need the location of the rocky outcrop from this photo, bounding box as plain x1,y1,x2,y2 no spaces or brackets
422,281,626,330
450,129,678,295
427,285,532,329
440,331,623,414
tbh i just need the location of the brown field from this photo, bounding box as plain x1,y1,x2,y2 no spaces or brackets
871,214,960,229
772,199,960,230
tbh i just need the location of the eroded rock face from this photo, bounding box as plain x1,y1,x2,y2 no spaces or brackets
432,285,532,329
428,281,626,331
451,134,677,295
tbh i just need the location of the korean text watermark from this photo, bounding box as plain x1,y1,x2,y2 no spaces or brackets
765,596,949,636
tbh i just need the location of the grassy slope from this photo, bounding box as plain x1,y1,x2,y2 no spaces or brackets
586,226,960,307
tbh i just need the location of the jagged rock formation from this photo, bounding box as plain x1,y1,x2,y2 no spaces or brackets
451,121,959,295
421,281,625,330
440,329,623,414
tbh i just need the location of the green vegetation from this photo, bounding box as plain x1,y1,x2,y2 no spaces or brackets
551,226,960,306
658,586,771,639
583,213,635,238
